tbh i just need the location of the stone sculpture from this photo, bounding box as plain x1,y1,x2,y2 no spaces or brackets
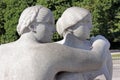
0,5,110,80
56,7,112,80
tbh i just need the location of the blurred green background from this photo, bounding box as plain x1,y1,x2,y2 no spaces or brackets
0,0,120,49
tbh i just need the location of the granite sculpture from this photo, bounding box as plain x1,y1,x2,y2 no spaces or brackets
0,5,110,80
56,7,112,80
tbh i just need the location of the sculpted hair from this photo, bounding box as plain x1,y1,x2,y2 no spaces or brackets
56,7,90,36
17,5,54,35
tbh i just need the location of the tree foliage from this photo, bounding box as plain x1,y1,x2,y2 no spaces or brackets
0,0,120,48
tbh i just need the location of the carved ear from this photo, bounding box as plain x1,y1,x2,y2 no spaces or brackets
29,25,36,33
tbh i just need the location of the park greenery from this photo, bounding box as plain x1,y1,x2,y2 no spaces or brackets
0,0,120,49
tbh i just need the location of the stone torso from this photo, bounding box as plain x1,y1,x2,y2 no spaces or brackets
0,41,97,80
0,42,59,80
56,35,112,80
56,38,91,80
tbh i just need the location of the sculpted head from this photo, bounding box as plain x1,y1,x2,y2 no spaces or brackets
56,7,92,40
17,5,55,42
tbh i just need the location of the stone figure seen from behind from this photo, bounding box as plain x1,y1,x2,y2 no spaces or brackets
0,5,110,80
56,7,112,80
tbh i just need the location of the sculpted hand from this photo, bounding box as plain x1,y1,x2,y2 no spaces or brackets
90,35,110,49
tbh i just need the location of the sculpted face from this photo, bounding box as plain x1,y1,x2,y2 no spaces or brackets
34,21,55,43
17,5,55,43
56,7,92,40
72,14,92,40
34,10,55,43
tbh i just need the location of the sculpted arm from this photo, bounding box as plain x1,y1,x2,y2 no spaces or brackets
54,36,110,73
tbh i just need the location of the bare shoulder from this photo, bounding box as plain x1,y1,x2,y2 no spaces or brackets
0,42,16,53
41,43,71,52
36,43,90,56
32,43,72,58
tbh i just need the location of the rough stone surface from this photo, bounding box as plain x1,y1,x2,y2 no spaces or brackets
56,7,112,80
0,5,111,80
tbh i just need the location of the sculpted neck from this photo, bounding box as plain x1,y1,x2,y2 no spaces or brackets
17,32,39,44
63,33,91,50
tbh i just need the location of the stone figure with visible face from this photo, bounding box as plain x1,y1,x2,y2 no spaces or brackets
56,7,112,80
0,5,110,80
